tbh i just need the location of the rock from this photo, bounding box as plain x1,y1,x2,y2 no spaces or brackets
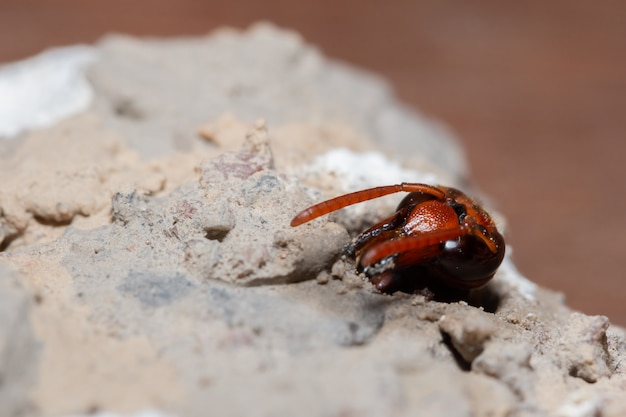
439,305,496,363
0,265,39,417
0,23,625,417
0,45,95,138
558,313,612,383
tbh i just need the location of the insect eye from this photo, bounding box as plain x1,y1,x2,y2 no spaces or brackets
449,201,467,221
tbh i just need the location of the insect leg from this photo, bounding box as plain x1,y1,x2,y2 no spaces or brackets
359,228,466,268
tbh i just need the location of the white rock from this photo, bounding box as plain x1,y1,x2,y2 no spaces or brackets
0,45,96,138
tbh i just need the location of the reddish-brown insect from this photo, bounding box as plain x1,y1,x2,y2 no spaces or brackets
291,183,505,296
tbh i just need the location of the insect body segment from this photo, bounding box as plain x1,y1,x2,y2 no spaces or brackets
291,183,505,296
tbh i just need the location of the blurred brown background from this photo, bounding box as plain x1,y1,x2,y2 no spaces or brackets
1,0,625,325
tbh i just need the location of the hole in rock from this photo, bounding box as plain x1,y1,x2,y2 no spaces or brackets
467,284,500,314
204,227,230,242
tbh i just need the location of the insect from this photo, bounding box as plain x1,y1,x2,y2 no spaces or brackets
291,183,505,297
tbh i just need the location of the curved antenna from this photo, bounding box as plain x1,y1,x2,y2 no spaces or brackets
291,183,445,227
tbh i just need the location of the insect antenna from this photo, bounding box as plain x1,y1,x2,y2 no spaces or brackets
291,183,445,226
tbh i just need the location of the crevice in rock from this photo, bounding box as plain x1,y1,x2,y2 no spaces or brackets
204,227,230,242
0,232,19,252
32,214,74,227
440,331,472,372
467,285,501,314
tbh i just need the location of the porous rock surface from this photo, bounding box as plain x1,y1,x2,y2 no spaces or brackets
0,23,625,417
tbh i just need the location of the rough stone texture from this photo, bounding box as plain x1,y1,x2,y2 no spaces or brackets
0,265,39,417
0,23,625,417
